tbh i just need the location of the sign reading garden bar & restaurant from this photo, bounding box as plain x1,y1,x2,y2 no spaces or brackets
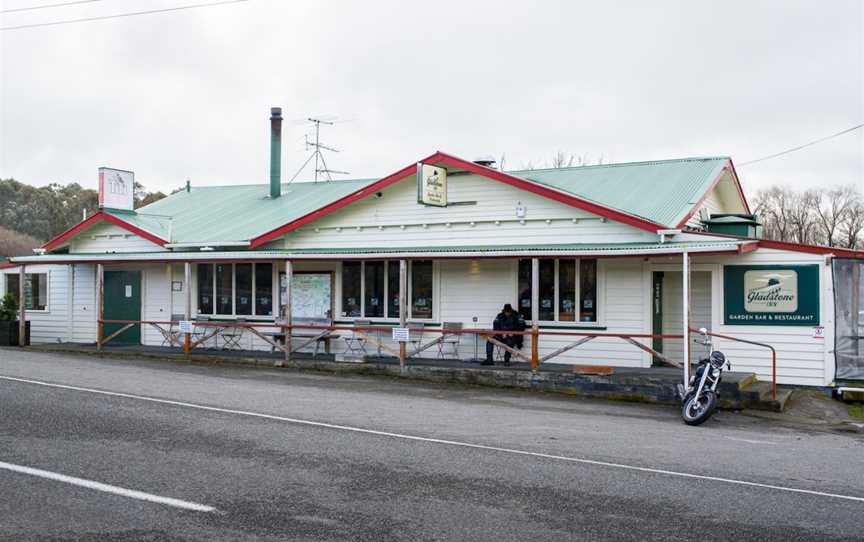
416,163,447,207
724,264,819,325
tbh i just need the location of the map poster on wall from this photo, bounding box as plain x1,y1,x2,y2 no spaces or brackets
723,264,819,326
280,272,332,320
416,163,447,207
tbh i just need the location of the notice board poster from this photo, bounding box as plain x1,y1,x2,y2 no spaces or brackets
723,264,819,326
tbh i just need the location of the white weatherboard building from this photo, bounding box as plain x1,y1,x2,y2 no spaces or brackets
7,110,864,390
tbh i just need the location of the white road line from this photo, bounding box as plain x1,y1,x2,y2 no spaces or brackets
0,460,216,513
2,374,863,504
724,436,777,445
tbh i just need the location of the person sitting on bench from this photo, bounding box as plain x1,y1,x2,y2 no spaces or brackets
484,303,525,365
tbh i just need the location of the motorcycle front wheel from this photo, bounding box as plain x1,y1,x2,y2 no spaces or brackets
682,390,717,426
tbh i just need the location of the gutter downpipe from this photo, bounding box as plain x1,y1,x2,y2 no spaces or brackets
682,249,690,388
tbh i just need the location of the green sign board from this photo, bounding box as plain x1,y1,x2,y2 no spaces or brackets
724,264,819,326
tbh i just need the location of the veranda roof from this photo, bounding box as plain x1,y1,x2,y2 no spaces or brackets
13,240,753,264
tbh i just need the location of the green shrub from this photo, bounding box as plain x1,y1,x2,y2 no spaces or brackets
0,293,18,321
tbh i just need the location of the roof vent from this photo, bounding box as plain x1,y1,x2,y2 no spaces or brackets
473,155,497,168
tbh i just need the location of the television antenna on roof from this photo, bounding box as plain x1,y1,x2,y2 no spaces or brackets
288,116,349,183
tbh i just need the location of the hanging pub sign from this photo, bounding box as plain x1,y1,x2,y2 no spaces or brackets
723,264,819,326
416,163,447,207
98,167,135,211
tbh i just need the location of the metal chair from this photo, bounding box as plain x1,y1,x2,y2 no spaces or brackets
193,316,214,349
344,319,370,356
161,313,185,347
220,318,246,350
437,322,462,359
407,323,425,357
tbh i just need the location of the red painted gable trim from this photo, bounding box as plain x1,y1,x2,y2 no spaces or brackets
758,239,864,258
42,211,168,251
686,229,864,258
433,154,666,233
675,159,752,229
249,151,665,248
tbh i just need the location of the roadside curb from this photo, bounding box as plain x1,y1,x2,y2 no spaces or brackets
15,345,774,411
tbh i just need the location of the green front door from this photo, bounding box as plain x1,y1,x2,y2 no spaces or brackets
103,270,141,345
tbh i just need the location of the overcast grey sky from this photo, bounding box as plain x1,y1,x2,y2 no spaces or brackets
1,0,862,198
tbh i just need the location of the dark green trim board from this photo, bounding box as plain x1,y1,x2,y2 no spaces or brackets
724,265,819,326
652,272,664,365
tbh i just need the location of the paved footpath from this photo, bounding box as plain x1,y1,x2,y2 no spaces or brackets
1,348,862,541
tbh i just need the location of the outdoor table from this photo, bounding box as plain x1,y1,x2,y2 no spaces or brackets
262,330,341,357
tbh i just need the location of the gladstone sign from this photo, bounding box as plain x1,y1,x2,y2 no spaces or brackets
724,265,819,326
416,163,447,207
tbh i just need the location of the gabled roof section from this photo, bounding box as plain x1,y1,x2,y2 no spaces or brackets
139,178,377,245
41,151,751,252
248,151,671,247
43,210,169,251
510,156,748,229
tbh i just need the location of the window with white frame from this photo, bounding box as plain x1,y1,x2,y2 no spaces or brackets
517,259,598,323
341,260,434,319
4,273,49,311
196,263,273,317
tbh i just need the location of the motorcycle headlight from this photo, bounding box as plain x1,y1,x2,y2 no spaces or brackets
709,351,726,369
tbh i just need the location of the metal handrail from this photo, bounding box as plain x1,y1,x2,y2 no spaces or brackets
690,327,777,401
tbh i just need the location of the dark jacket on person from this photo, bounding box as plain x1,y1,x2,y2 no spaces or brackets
493,311,526,348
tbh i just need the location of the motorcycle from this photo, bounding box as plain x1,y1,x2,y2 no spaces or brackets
676,327,731,426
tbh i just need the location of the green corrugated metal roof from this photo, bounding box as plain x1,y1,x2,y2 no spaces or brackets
16,240,747,263
278,241,741,255
509,157,729,227
124,179,376,244
108,156,730,245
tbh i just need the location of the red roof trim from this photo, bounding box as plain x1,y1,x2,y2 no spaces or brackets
42,211,168,251
675,159,752,229
686,229,864,258
727,159,752,215
757,239,864,258
249,151,665,248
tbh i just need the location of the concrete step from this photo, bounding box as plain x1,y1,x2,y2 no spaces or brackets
731,380,793,412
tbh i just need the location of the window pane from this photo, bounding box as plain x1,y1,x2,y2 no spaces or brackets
216,264,233,315
411,260,433,319
342,262,361,317
558,260,576,322
517,260,532,321
197,264,213,315
387,261,400,318
255,264,273,316
29,274,47,311
364,261,385,318
538,260,555,321
5,274,20,307
234,264,252,316
580,259,598,322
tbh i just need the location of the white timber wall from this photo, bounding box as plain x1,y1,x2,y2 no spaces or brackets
661,271,712,364
273,172,659,250
1,264,74,344
69,222,166,253
684,171,748,229
649,248,831,387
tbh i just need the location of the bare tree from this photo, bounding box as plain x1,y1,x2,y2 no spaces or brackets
841,198,864,249
550,151,577,168
755,183,864,249
814,186,856,247
786,189,819,245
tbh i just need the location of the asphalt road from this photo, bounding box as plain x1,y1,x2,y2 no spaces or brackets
0,349,862,541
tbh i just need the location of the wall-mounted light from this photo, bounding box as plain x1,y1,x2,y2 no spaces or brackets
516,201,527,218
